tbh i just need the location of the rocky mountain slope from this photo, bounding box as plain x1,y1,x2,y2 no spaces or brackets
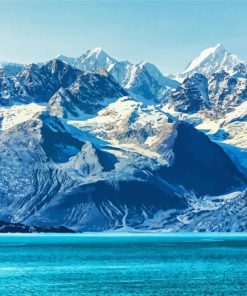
57,47,179,102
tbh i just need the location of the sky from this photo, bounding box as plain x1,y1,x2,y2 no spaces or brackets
0,0,246,73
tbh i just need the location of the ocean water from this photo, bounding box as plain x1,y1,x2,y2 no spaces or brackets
0,233,247,295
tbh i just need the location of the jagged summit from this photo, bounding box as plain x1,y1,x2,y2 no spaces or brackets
74,47,117,73
82,47,113,61
54,47,179,102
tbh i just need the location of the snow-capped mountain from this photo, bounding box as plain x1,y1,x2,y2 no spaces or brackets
0,44,246,232
74,47,117,72
111,61,179,103
57,47,179,102
58,47,117,72
0,59,127,112
163,55,247,183
167,63,247,115
174,44,243,81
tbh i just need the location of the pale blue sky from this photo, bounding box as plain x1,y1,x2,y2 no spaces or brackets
0,0,246,73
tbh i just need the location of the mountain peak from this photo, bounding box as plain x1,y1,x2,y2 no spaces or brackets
74,47,117,73
182,43,242,77
85,47,109,59
185,44,226,73
90,47,103,54
202,43,226,55
47,58,71,73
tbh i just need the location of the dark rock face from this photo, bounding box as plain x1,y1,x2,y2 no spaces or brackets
40,113,84,163
170,74,210,113
171,66,247,115
0,60,79,105
16,60,80,102
48,71,128,117
208,69,247,113
0,220,75,233
158,122,245,196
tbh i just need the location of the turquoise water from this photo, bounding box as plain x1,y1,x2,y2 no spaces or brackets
0,233,247,295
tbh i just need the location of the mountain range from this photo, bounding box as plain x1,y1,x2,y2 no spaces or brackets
0,44,246,232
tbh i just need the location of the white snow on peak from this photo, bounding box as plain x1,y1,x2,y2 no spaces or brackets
142,62,166,82
75,47,117,73
85,47,112,60
90,47,103,55
180,43,243,78
185,44,225,73
124,61,165,89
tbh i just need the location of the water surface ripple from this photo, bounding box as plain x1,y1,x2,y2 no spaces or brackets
0,233,246,295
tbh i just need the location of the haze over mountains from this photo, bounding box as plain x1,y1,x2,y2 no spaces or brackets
0,44,246,232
